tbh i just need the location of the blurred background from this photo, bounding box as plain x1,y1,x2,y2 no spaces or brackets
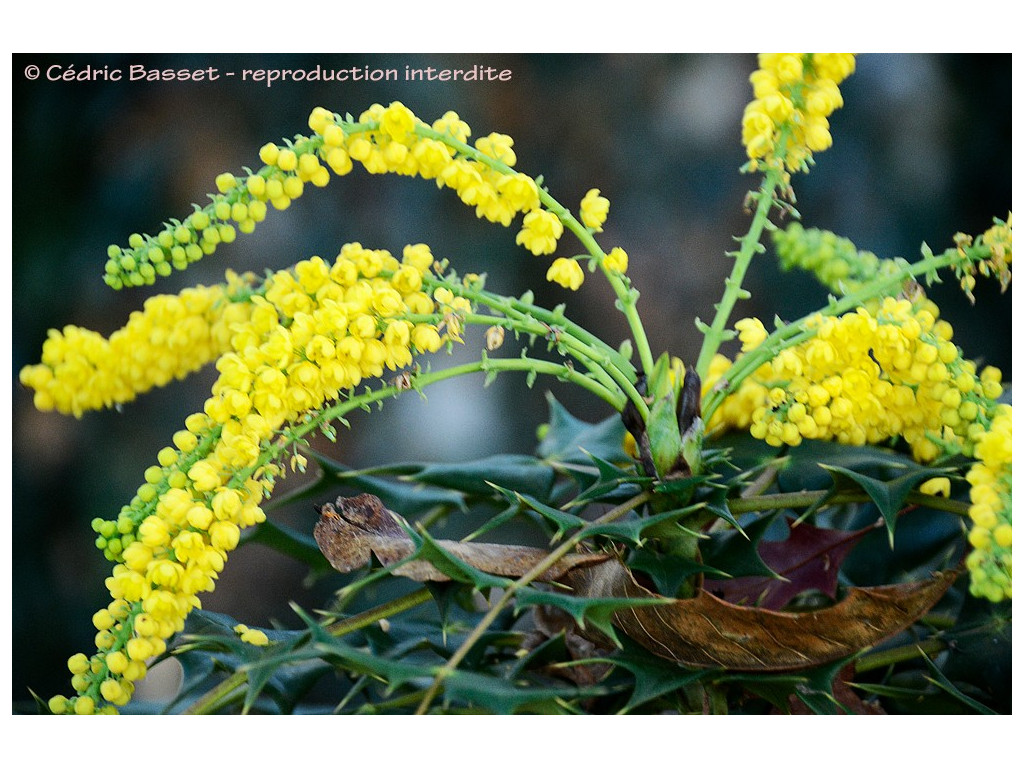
11,53,1011,707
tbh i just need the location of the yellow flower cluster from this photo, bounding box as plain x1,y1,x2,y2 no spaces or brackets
18,279,253,417
103,103,625,296
310,102,545,231
205,242,447,434
35,242,454,713
706,297,1004,464
965,405,1012,601
742,53,856,176
47,432,275,715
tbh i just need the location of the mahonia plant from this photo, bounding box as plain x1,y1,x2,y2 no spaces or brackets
20,53,1011,715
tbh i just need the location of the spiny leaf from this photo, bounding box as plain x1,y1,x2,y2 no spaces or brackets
584,503,705,547
536,392,630,463
438,667,610,714
407,454,555,498
820,462,953,545
599,639,715,712
702,511,781,580
514,585,670,645
627,548,726,598
311,453,468,517
919,650,999,714
491,486,587,539
245,519,333,576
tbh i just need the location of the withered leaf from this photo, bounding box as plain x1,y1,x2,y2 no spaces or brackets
314,493,609,582
566,557,958,671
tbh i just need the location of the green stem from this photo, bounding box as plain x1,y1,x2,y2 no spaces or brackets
264,356,625,478
538,188,655,379
854,638,947,674
181,672,248,715
696,170,783,381
470,292,647,419
413,489,653,715
398,120,655,381
405,307,627,411
726,489,970,518
324,588,432,637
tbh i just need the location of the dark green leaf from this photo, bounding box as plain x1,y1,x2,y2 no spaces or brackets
602,638,714,712
919,650,998,714
244,519,333,576
702,511,781,579
536,392,630,463
584,503,705,547
492,486,586,539
514,585,669,645
627,549,725,597
407,454,555,498
440,668,609,714
821,462,953,545
312,453,468,517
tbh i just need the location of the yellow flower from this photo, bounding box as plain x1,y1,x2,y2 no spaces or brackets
516,209,563,256
602,247,628,274
919,477,951,497
580,188,610,232
234,624,270,646
734,317,768,351
546,258,585,290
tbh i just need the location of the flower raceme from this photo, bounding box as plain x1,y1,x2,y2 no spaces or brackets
101,102,627,295
707,297,1005,460
18,278,254,417
704,296,1011,600
24,242,459,714
742,53,856,177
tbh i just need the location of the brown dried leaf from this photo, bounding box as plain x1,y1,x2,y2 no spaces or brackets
313,493,609,582
566,557,958,671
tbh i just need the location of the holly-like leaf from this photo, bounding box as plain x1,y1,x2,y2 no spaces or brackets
313,493,608,583
311,454,468,517
702,518,870,610
514,585,669,645
566,557,959,671
245,519,334,577
820,462,953,545
536,392,630,463
600,639,715,712
406,454,556,499
702,511,780,580
490,486,587,539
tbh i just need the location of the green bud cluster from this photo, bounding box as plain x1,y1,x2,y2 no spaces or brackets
771,222,908,296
